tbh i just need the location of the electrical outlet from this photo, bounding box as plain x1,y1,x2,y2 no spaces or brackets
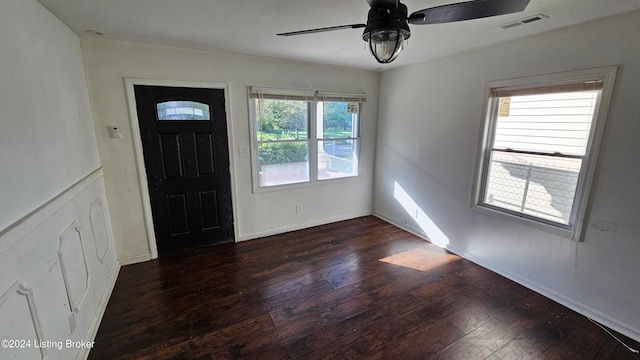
400,218,407,225
107,125,122,139
238,146,249,157
295,205,302,213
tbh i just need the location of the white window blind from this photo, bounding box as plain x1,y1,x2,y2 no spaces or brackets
317,91,367,103
249,87,316,101
249,87,366,103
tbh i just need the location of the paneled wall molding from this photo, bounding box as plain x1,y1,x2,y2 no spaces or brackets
0,173,118,360
58,222,90,314
75,261,120,360
89,197,110,263
0,167,104,255
0,281,48,360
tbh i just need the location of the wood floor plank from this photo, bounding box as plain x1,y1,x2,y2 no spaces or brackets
88,217,640,359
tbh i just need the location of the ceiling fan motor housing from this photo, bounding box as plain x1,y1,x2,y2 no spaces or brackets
362,2,411,42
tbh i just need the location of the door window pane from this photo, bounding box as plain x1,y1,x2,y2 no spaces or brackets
157,101,210,121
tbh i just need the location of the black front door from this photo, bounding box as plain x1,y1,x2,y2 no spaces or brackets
134,85,234,254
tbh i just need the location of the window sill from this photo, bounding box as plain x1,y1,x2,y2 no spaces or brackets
252,175,361,194
471,204,579,241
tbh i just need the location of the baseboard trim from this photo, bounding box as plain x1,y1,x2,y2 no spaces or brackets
77,260,121,360
445,243,640,343
372,211,640,343
119,254,152,266
238,211,373,242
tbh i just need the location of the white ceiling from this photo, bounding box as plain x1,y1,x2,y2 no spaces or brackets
38,0,640,71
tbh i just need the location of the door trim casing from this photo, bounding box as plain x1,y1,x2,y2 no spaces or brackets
124,78,238,259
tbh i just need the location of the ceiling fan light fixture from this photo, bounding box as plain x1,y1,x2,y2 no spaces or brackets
362,2,411,64
366,28,409,63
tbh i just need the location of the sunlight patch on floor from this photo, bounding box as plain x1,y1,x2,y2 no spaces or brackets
379,247,458,272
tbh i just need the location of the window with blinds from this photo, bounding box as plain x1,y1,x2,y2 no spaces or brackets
248,87,365,190
474,67,617,239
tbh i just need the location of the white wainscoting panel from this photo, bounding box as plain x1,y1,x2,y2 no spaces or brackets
0,169,119,360
58,222,89,314
89,198,109,263
0,282,47,360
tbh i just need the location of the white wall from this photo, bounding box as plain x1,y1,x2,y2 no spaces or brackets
0,1,119,359
373,11,640,341
80,38,379,264
0,0,100,230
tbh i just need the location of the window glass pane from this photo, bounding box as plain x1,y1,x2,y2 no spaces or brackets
483,89,599,225
255,99,308,142
318,101,358,139
258,141,309,187
156,101,210,121
494,91,598,155
484,151,581,225
318,139,359,180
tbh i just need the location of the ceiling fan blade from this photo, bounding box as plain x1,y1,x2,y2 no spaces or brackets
366,0,399,12
277,24,367,36
408,0,530,25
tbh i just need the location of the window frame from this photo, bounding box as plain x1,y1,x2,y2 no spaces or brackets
471,67,618,241
248,87,365,192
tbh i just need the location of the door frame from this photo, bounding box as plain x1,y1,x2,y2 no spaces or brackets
124,78,238,259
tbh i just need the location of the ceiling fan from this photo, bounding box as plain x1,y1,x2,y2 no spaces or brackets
278,0,531,64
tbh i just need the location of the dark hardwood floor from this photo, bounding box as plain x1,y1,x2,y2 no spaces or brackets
89,217,640,359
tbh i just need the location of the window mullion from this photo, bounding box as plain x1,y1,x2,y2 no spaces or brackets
309,100,318,182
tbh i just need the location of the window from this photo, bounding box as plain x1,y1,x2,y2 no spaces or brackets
156,101,210,121
317,100,360,180
255,97,311,187
249,87,364,190
473,67,617,240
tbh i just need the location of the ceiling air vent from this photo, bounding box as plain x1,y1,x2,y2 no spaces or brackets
500,14,548,30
